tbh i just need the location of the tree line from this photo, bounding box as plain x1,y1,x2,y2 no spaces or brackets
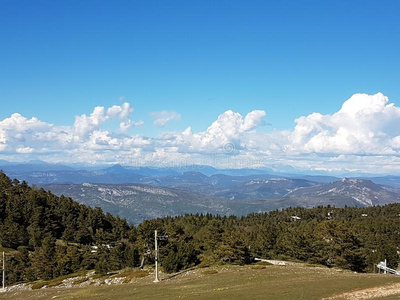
0,171,399,284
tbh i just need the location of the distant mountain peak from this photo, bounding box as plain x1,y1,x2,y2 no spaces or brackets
105,164,127,173
27,159,49,165
339,178,376,187
341,178,363,184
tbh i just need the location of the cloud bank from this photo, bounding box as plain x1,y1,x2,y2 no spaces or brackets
1,93,400,174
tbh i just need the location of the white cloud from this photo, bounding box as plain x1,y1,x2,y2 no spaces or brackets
120,119,144,131
107,102,133,119
390,136,400,149
150,110,181,127
16,147,35,154
2,93,400,174
0,102,143,158
0,113,49,131
172,110,266,153
0,113,53,153
73,106,109,138
107,102,143,131
73,102,142,137
289,93,400,155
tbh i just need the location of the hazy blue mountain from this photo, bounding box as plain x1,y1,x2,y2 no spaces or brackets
0,162,74,173
291,175,340,183
363,176,400,188
104,164,129,174
0,159,12,165
6,170,145,184
3,162,400,192
128,167,181,177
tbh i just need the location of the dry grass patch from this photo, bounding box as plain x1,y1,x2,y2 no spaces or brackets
251,265,267,270
72,277,89,285
256,261,273,266
32,271,87,289
114,269,149,283
31,281,47,290
202,269,218,275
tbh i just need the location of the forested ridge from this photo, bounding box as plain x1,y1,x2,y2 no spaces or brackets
1,171,400,285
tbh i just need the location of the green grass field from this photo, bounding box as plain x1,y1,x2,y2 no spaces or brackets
3,263,400,300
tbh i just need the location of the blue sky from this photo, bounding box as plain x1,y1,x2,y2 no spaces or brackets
1,0,400,174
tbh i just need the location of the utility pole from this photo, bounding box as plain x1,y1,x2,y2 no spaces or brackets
153,230,168,283
154,230,159,283
2,251,5,290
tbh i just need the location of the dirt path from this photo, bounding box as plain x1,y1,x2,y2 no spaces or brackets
323,282,400,299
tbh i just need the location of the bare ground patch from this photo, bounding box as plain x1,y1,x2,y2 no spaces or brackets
324,282,400,300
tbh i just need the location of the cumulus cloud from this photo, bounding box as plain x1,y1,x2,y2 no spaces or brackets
107,102,133,119
73,102,142,138
0,102,143,159
150,110,181,127
173,110,267,153
108,102,143,131
2,93,400,174
0,113,53,153
289,93,400,155
73,106,109,138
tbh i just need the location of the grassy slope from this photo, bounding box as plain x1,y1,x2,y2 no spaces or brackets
3,263,400,300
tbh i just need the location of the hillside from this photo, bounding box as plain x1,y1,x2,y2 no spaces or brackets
42,182,233,224
42,182,301,224
42,178,400,224
286,178,400,206
0,171,137,284
3,170,400,291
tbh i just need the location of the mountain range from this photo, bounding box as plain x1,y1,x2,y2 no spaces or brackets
42,176,400,224
3,161,400,224
2,161,400,186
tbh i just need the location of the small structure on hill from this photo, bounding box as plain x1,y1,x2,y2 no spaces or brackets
291,215,301,221
377,259,400,275
255,258,286,265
